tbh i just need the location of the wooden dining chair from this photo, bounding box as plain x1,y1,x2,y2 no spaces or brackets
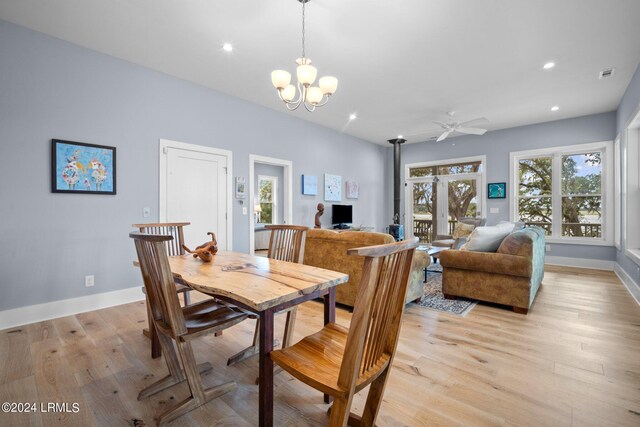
133,222,193,359
130,232,248,426
270,238,419,427
227,225,308,367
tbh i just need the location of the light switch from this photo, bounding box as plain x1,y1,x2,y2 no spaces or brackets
143,207,150,218
490,207,499,214
242,207,248,215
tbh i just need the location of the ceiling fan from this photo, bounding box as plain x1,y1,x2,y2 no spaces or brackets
433,112,488,142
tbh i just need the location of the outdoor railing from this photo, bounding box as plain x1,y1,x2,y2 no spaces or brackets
413,219,601,240
412,219,458,242
524,222,601,238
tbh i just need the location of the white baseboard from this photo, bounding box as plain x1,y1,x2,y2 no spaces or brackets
544,256,614,271
614,263,640,305
0,286,144,331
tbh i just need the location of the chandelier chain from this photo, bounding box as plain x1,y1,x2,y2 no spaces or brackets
301,0,306,58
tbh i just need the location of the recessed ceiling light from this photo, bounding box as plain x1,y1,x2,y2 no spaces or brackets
543,62,555,70
348,113,357,121
551,106,560,111
222,43,233,52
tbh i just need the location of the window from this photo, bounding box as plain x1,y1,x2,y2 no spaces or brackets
258,175,277,224
511,142,613,245
625,110,640,263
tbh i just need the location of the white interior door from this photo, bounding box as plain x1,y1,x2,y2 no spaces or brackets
160,141,231,250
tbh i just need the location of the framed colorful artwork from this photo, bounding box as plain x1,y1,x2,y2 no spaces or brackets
346,181,359,199
324,174,342,202
51,139,116,194
487,182,506,199
302,174,318,195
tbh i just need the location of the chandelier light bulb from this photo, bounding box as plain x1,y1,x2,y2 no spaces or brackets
319,76,338,95
281,85,297,102
271,70,291,89
306,87,323,105
297,64,317,86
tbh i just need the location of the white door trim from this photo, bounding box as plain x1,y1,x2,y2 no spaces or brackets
159,139,233,250
249,154,293,254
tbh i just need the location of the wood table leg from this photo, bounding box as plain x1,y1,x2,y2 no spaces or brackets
323,288,336,404
259,308,275,427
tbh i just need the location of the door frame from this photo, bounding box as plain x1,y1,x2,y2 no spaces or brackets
404,155,486,239
159,138,233,250
249,154,293,254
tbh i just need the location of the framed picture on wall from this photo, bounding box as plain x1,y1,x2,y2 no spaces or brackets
346,181,359,199
302,174,318,195
51,139,116,194
235,176,246,199
324,174,342,202
488,182,506,199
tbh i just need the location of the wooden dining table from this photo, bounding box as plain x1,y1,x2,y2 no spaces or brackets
165,251,349,427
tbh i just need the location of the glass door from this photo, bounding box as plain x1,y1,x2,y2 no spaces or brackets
406,173,482,242
440,174,482,235
407,178,437,243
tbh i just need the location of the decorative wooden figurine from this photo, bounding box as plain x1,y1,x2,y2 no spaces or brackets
182,232,218,262
314,203,324,229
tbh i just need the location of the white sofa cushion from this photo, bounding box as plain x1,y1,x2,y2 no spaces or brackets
460,222,515,252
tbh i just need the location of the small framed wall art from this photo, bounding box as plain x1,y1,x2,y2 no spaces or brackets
51,139,116,194
324,174,342,202
346,181,359,199
302,174,318,195
235,176,247,199
487,182,506,199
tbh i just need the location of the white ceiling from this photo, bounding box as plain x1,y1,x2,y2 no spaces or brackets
1,0,640,145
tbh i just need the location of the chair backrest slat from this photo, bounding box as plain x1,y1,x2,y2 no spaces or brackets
131,232,187,337
132,222,190,257
266,225,308,263
336,238,418,391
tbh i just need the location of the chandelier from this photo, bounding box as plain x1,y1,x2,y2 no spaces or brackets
270,0,338,112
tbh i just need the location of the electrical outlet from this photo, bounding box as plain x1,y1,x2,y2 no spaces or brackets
545,245,551,252
85,275,95,287
242,207,248,215
489,207,499,214
143,207,150,218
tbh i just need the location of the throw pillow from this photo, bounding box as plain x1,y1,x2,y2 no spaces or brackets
460,222,515,252
452,222,475,239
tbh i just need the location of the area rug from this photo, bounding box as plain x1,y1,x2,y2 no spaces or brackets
416,264,477,316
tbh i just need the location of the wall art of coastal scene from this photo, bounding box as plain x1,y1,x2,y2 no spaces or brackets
51,139,116,194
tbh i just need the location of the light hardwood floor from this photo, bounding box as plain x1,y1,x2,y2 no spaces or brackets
1,266,639,426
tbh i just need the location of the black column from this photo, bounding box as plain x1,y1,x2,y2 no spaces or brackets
388,138,406,224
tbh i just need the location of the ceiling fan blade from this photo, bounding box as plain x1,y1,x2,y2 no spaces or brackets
436,130,454,142
459,117,489,126
457,127,487,135
433,121,450,129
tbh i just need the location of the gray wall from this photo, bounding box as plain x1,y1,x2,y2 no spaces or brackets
0,20,386,311
391,112,618,261
254,163,284,224
615,62,640,286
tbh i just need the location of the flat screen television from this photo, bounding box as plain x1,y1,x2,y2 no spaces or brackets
332,204,353,227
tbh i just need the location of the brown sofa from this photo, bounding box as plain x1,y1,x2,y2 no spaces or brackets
439,227,545,314
303,229,428,307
